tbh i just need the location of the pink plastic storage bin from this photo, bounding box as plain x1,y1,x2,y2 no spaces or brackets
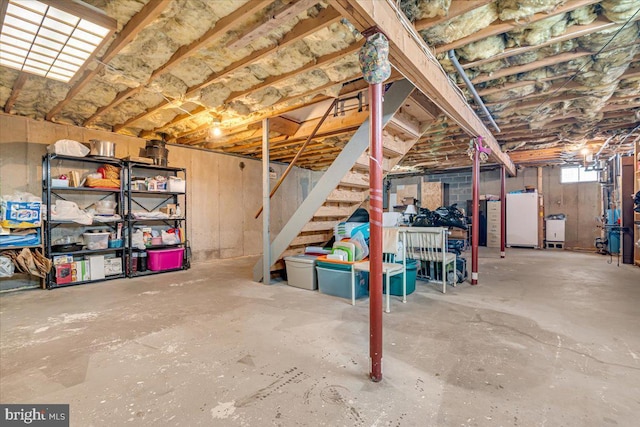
147,247,184,271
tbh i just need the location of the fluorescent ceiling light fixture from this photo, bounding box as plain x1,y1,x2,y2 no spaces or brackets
0,0,115,83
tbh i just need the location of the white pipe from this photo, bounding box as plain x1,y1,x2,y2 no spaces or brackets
448,50,501,133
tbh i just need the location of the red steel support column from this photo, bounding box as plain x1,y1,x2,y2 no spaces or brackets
369,82,383,382
500,165,506,258
471,141,479,285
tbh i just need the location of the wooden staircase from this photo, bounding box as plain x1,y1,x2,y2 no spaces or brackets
253,80,438,280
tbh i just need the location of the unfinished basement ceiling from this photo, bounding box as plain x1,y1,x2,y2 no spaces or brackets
0,0,638,172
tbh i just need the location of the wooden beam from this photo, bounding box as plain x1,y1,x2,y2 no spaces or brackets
225,42,362,105
462,16,621,70
181,74,384,146
251,116,301,136
211,107,368,150
291,233,333,247
46,0,170,121
477,74,569,97
314,205,355,217
4,73,27,113
228,0,319,49
388,110,421,137
330,0,516,175
472,41,638,85
483,81,583,106
472,51,590,85
113,6,342,132
409,91,441,121
601,101,640,113
414,1,492,31
39,0,117,30
154,106,209,136
301,220,340,232
433,0,600,54
150,0,273,80
0,0,9,29
157,43,360,137
84,0,272,126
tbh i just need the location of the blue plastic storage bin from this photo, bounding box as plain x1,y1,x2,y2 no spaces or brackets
316,260,368,300
360,259,418,297
387,259,417,296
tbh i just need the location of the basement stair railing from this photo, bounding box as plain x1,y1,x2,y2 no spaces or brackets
255,98,338,219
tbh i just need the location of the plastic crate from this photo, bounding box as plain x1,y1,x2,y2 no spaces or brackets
284,255,318,290
83,232,110,250
147,247,184,271
388,259,417,296
360,259,418,296
316,259,368,300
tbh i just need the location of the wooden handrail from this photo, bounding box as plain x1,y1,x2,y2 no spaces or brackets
255,98,339,219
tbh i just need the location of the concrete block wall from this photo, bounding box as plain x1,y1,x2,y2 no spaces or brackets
423,171,471,205
0,114,321,265
388,171,473,207
388,166,600,249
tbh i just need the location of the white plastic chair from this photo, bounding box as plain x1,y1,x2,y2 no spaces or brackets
402,227,456,293
352,227,405,313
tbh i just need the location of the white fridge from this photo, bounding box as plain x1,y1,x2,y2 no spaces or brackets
506,192,539,248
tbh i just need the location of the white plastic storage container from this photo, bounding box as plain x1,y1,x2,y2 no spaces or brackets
83,232,110,250
284,255,318,290
168,177,186,193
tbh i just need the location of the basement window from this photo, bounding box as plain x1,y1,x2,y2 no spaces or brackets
560,166,598,183
0,0,115,82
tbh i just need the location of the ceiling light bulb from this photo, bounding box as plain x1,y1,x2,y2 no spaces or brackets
580,148,590,155
212,126,222,137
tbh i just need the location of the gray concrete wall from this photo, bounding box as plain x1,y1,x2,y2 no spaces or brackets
0,114,321,264
388,166,601,249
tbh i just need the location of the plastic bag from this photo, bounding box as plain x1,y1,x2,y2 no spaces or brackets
132,230,145,250
0,256,14,277
47,139,89,157
161,230,180,245
351,231,369,261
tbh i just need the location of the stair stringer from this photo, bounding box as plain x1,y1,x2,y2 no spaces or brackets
253,79,415,282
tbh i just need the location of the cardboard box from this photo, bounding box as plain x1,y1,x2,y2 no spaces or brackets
87,255,105,280
1,201,41,228
52,178,69,188
104,257,122,276
72,260,91,282
402,197,417,206
449,228,467,239
55,263,73,285
53,255,74,265
160,203,176,215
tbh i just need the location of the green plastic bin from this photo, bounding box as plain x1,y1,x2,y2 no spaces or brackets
361,259,418,296
387,259,417,296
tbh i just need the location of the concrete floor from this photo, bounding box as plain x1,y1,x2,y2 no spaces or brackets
1,248,639,426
